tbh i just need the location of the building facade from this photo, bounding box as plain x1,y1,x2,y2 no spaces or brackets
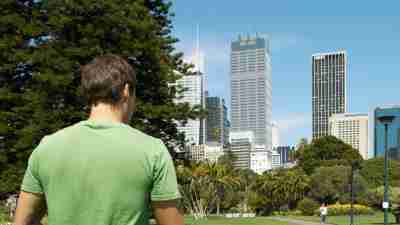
250,149,272,174
206,96,230,146
329,113,369,159
187,144,225,162
275,146,296,165
229,131,255,169
271,121,280,148
374,106,400,159
271,150,281,169
174,72,206,146
312,51,347,139
230,35,272,149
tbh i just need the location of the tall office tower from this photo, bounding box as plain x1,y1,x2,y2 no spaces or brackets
329,113,369,159
230,35,272,149
374,106,400,159
175,73,204,145
229,131,255,170
175,27,206,146
312,51,347,139
206,96,229,145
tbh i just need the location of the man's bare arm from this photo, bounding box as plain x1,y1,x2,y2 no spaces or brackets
152,200,184,225
14,191,47,225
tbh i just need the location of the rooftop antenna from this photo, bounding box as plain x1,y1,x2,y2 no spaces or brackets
196,24,200,74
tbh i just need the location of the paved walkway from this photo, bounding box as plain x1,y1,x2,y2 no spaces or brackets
271,217,335,225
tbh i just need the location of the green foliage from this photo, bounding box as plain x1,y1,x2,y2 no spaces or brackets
297,198,319,216
176,162,241,218
217,151,236,170
249,169,310,215
316,203,374,216
338,173,368,204
0,0,200,195
309,166,367,204
360,158,400,188
0,204,8,223
361,186,400,209
296,136,363,175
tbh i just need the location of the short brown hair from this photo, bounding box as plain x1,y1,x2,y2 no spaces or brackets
81,54,136,106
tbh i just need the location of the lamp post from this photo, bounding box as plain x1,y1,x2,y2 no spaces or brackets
378,115,395,225
350,163,355,225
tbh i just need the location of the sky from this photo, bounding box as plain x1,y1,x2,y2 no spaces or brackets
170,0,400,146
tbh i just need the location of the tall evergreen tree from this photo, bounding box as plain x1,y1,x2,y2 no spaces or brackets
0,0,201,196
296,136,363,175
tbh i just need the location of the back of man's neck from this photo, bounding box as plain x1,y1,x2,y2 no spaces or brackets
89,103,123,124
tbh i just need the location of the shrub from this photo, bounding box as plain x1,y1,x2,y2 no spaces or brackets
0,204,9,223
314,203,374,216
297,198,319,216
362,186,400,209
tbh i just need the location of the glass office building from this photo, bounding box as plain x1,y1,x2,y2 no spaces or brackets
206,96,230,145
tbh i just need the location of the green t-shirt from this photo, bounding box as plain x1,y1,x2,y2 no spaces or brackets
21,120,181,225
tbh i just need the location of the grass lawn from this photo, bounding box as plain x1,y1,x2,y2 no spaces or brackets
289,213,397,225
0,212,294,225
184,216,294,225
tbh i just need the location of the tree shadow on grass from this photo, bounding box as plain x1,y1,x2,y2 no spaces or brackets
370,223,397,225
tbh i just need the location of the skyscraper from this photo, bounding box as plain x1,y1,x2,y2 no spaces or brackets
174,73,204,145
329,113,369,159
174,27,206,146
374,106,400,159
312,51,347,139
206,96,229,145
230,35,272,149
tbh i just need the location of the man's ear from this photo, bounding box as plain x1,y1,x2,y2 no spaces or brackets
123,83,131,99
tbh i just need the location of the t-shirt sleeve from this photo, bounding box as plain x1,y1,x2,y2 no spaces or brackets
21,143,44,194
151,140,181,202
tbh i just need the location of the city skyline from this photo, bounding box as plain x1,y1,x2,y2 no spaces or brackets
172,0,400,145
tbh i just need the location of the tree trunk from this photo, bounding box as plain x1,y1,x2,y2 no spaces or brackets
395,214,400,224
217,199,220,216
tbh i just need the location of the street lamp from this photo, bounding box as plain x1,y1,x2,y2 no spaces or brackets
378,115,395,225
349,163,356,225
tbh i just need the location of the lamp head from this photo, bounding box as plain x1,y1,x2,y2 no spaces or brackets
378,115,395,124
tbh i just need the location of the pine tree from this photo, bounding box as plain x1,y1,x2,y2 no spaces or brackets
0,0,200,196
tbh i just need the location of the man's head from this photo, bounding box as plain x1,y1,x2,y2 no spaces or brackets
81,55,136,123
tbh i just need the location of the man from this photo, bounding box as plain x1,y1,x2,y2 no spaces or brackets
14,55,184,225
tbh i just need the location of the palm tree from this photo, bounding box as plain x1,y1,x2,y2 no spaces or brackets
206,163,240,215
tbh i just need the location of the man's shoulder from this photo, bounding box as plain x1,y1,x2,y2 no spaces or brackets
38,122,82,145
39,122,166,153
124,126,164,147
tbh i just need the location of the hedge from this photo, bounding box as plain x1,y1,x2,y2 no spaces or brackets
314,203,374,216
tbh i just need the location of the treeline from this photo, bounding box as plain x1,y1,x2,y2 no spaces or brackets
176,136,400,221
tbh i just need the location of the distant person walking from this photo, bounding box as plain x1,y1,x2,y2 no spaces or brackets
5,194,18,220
14,55,184,225
319,203,328,224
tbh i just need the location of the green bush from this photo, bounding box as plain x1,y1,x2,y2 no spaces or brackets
297,198,319,216
314,203,374,216
362,186,400,209
0,204,9,223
